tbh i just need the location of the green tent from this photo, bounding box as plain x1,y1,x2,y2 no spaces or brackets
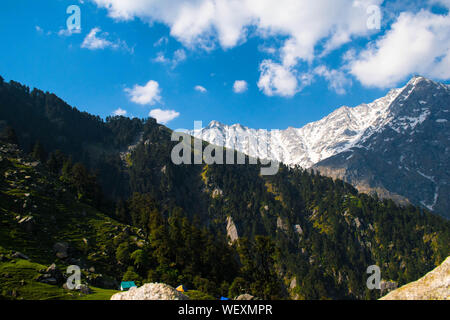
120,281,137,291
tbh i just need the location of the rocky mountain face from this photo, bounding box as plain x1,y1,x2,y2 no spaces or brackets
314,77,450,218
190,77,450,218
380,256,450,300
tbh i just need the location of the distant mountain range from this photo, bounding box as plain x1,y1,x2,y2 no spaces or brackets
190,76,450,218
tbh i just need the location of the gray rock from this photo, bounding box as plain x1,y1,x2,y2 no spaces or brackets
235,294,256,300
226,216,239,245
277,217,289,233
12,252,29,260
212,188,223,198
18,215,35,232
36,263,64,285
294,224,303,235
381,256,450,300
53,242,69,259
289,278,297,290
78,284,92,295
40,277,58,285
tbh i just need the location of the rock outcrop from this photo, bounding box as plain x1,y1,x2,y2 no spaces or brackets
36,263,65,285
226,216,239,244
110,283,189,300
380,256,450,300
235,294,257,300
276,217,289,233
53,242,69,259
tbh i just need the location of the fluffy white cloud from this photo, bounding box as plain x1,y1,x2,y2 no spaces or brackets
257,60,298,97
233,80,248,93
81,27,131,51
81,27,114,49
93,0,380,52
153,52,169,63
125,80,162,105
92,0,382,94
314,66,352,95
348,10,450,88
195,85,207,93
112,108,127,116
93,1,450,92
173,49,187,66
149,108,180,124
153,49,187,67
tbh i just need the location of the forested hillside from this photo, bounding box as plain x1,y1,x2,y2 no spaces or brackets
0,77,448,300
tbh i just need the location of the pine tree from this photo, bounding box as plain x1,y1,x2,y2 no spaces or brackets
32,141,47,162
2,126,18,144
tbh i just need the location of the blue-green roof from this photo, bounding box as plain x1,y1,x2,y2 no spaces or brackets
121,281,137,289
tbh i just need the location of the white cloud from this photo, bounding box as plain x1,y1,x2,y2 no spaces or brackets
173,49,186,61
154,36,169,47
82,28,113,49
258,45,277,55
348,10,450,88
257,60,298,97
173,49,187,66
149,108,180,124
314,66,352,95
58,28,81,37
153,52,169,63
93,1,450,91
112,108,127,116
35,26,52,36
153,49,187,68
92,0,383,94
195,85,207,93
125,80,162,105
233,80,248,93
93,0,381,53
81,27,131,52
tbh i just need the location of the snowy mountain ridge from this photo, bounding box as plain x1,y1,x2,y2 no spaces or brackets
188,76,450,217
190,76,440,168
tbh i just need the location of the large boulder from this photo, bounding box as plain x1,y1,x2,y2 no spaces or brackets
235,294,256,300
111,283,189,300
380,256,450,300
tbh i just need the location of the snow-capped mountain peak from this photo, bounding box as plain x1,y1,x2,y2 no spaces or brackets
189,77,423,168
188,76,449,216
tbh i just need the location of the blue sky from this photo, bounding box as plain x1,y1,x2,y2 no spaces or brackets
1,0,449,131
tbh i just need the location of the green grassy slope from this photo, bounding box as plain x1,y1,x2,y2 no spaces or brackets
0,259,118,300
0,143,134,300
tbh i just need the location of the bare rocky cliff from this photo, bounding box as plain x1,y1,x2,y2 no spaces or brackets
380,256,450,300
